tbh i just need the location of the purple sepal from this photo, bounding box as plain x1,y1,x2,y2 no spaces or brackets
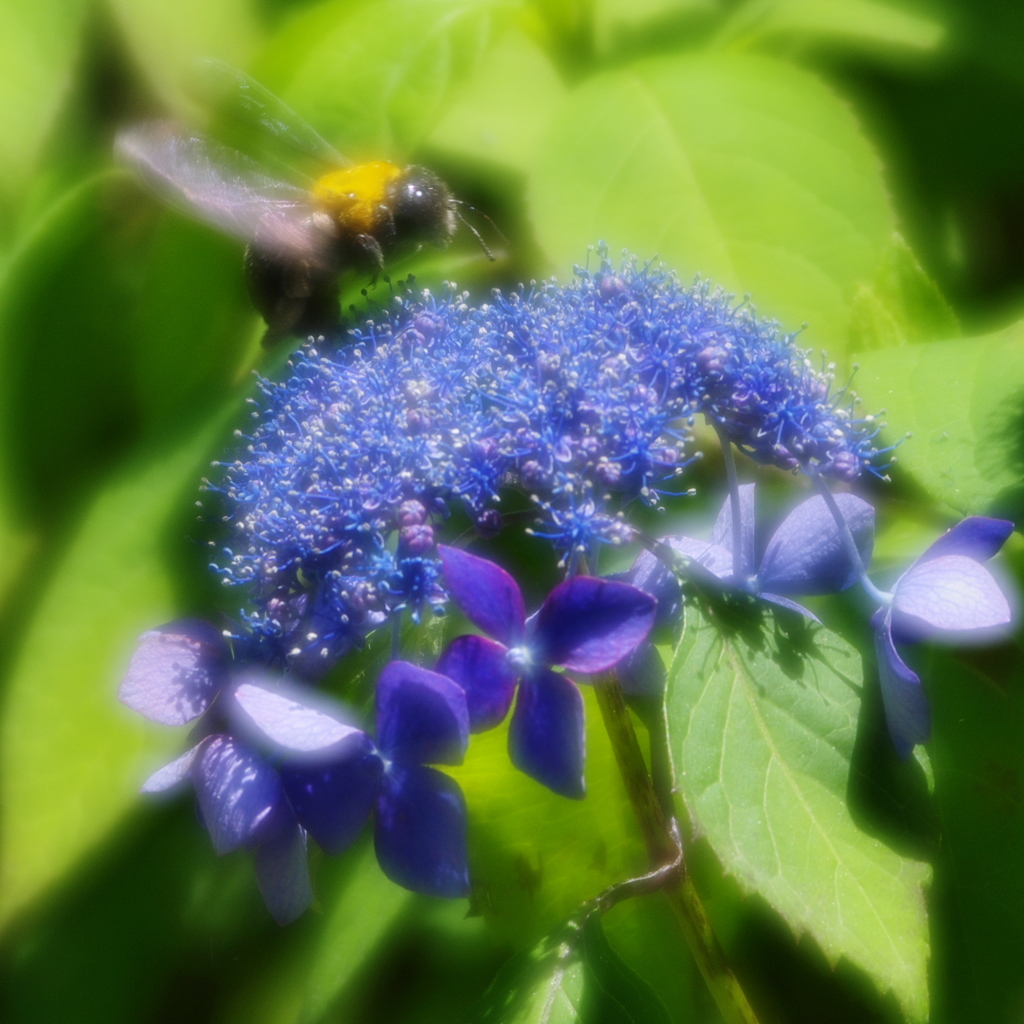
617,641,666,697
711,484,756,578
141,744,201,793
119,620,227,726
533,577,656,674
671,536,734,583
435,635,517,732
374,765,470,898
279,738,382,854
377,661,470,766
193,735,282,854
623,536,732,612
873,610,930,759
438,546,525,646
917,516,1014,564
254,819,313,925
508,668,585,799
758,493,874,596
759,593,820,622
891,555,1012,642
232,679,364,755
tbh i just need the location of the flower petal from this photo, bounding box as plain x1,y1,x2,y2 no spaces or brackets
377,661,469,766
617,641,666,697
193,735,282,855
917,516,1014,564
892,554,1012,640
435,635,517,732
508,668,585,799
438,545,525,645
757,493,873,596
141,744,201,793
616,535,730,626
533,577,656,674
711,483,756,577
873,610,930,759
374,765,470,898
119,620,227,726
279,738,382,854
232,679,363,754
254,819,313,925
759,592,821,622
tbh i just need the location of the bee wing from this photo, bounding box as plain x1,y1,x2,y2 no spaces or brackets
115,122,335,267
190,58,350,168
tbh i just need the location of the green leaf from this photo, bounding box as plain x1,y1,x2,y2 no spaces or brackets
0,173,142,525
106,0,261,113
426,24,567,174
450,687,647,948
926,647,1024,1022
528,53,895,355
300,837,413,1023
0,0,88,212
852,321,1024,519
467,915,671,1024
130,215,259,441
847,233,959,352
715,0,944,54
256,0,517,158
665,603,931,1021
0,416,230,930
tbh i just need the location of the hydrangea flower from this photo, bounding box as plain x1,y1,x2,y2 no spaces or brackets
434,545,656,798
622,484,875,622
207,248,883,681
871,517,1015,758
122,627,472,920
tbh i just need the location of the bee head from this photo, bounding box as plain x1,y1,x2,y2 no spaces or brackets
388,167,457,248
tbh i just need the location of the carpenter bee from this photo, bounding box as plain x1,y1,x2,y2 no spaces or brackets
116,60,491,344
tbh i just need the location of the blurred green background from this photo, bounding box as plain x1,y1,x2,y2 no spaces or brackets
2,1,1024,1022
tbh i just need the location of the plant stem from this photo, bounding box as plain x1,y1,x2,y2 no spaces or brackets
593,673,762,1024
809,474,890,607
716,428,745,580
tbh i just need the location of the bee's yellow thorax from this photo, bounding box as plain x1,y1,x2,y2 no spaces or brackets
312,162,403,234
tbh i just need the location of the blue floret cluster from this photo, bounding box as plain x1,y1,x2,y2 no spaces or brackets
206,249,884,673
118,248,1016,925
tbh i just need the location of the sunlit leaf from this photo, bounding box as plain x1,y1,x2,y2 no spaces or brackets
427,25,566,174
666,603,931,1021
256,0,517,159
450,687,647,948
528,52,894,354
300,838,412,1023
107,0,261,113
0,417,229,930
715,0,944,54
0,0,88,211
848,233,959,351
852,321,1024,520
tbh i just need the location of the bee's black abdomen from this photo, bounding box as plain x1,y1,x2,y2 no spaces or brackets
244,244,341,345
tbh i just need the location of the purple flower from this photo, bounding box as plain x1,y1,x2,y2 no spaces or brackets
124,628,472,918
434,545,656,798
239,664,471,898
119,620,230,726
624,484,875,623
872,517,1015,758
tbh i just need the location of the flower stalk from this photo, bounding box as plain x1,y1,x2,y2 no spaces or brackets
592,671,762,1024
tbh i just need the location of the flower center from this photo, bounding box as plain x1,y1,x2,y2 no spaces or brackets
506,645,534,673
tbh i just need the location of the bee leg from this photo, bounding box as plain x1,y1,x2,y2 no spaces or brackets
354,233,385,269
